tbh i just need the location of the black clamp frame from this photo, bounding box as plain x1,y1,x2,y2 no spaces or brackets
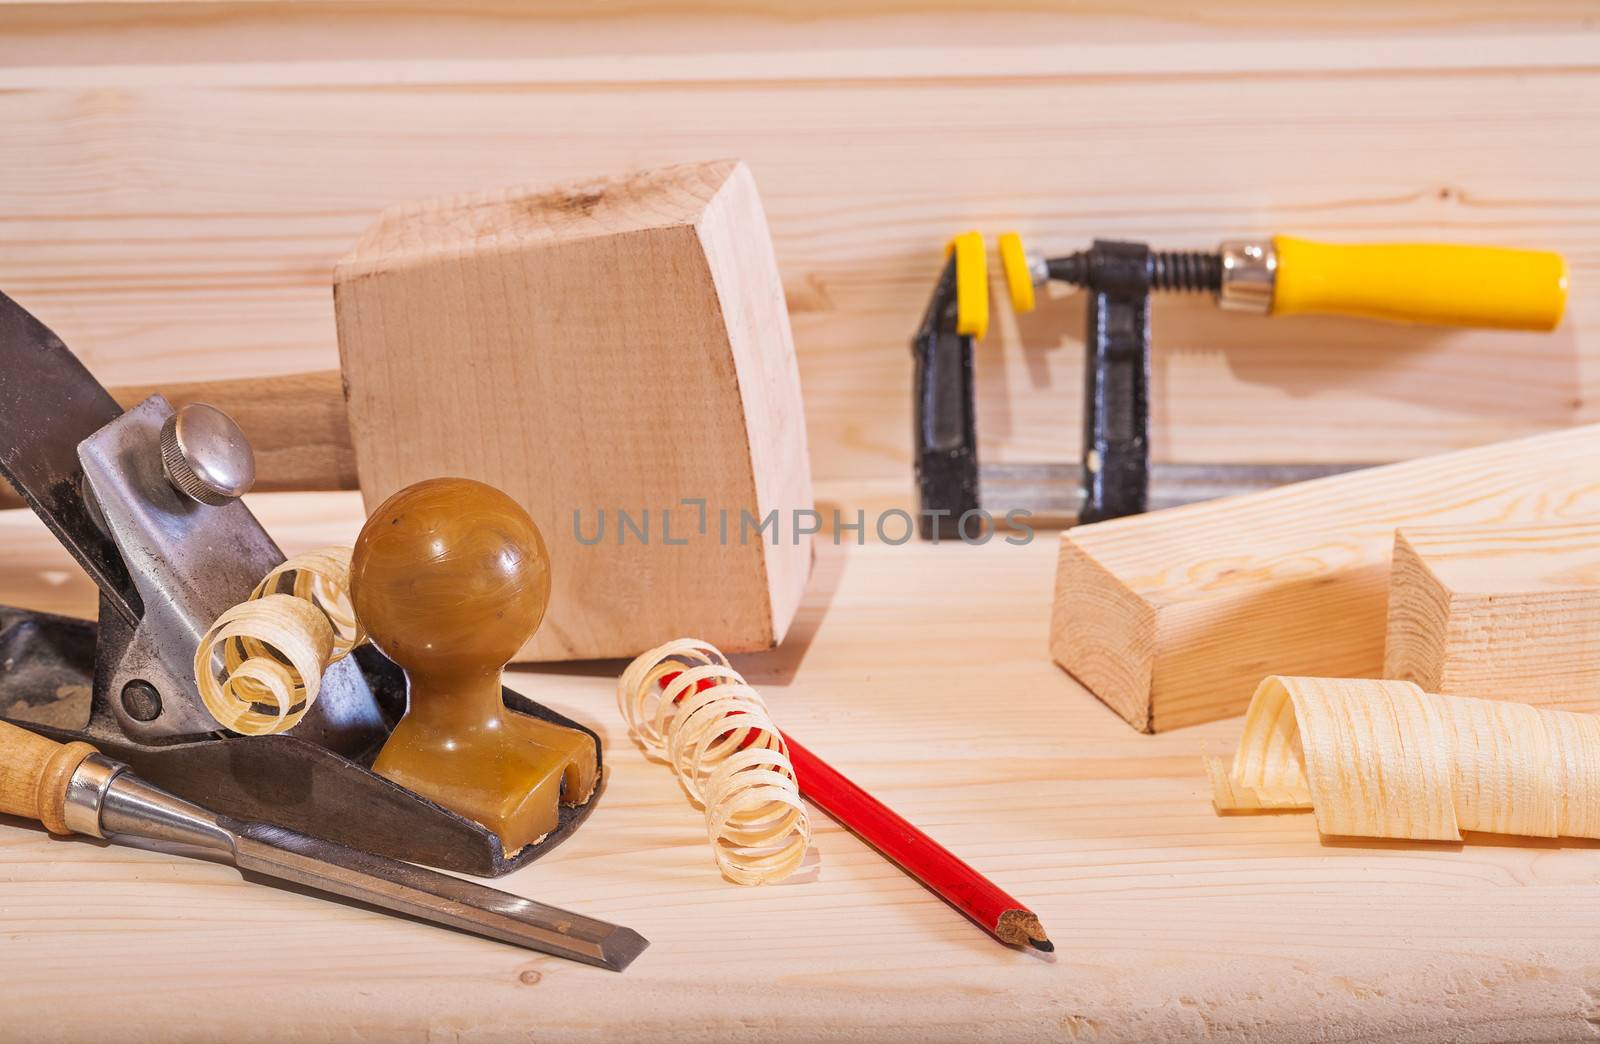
911,254,979,540
912,239,1221,536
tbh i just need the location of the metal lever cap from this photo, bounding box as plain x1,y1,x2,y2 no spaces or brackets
159,403,256,505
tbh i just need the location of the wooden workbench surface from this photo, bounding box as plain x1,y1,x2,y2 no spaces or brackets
1,493,1597,1042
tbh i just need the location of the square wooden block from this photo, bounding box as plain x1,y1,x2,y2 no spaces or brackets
1385,522,1600,711
335,160,813,661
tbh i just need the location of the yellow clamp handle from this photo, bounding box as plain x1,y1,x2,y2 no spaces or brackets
946,231,988,339
1272,236,1568,332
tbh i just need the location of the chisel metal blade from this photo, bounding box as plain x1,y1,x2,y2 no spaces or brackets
233,822,648,971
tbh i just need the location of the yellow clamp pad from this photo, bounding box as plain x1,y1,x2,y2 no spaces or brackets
1272,236,1568,332
945,231,988,339
998,233,1036,315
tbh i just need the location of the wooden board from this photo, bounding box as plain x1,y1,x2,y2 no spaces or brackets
1052,423,1600,733
0,1,1595,491
3,4,1600,1036
2,490,1600,1041
1386,522,1600,711
335,160,813,662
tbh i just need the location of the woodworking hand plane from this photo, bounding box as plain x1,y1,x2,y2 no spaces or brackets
913,232,1568,538
0,290,602,877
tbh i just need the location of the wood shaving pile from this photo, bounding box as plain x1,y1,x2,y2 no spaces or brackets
194,547,366,736
618,638,812,885
1209,676,1600,841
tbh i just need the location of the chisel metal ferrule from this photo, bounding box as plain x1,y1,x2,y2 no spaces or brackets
60,753,126,839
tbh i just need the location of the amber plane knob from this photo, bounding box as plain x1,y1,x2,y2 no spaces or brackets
351,477,597,854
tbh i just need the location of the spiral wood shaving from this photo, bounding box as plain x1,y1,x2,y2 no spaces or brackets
1209,676,1600,841
618,639,812,885
194,547,366,736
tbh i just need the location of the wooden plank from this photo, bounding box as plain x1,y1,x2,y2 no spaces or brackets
2,489,1600,1040
0,5,1592,487
6,35,1598,87
0,5,1596,1035
334,160,813,662
1385,522,1600,710
1051,424,1600,733
2,0,1595,80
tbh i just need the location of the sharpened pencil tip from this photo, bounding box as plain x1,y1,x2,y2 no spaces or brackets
996,910,1053,952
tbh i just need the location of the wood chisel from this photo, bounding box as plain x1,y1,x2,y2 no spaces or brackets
0,717,648,971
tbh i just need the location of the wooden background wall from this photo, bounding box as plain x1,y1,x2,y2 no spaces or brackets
2,1,1596,500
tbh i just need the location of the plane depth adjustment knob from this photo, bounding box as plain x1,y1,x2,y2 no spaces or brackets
159,402,257,506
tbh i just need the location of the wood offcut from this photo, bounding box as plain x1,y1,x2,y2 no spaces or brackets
1385,522,1600,711
1052,424,1600,732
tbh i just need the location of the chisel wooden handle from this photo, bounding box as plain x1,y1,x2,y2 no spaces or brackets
0,719,97,835
0,370,355,511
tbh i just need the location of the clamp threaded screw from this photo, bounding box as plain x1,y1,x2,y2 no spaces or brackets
1047,250,1222,294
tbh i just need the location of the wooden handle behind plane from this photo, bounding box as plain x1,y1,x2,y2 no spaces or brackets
0,370,354,510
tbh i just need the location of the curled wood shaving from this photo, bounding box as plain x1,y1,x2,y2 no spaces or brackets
1209,676,1600,841
618,638,812,885
250,546,365,658
194,547,364,736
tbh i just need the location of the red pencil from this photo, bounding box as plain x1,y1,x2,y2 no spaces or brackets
656,670,1050,951
783,734,1053,952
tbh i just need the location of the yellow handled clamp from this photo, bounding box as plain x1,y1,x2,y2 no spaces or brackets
915,230,1569,536
998,232,1568,332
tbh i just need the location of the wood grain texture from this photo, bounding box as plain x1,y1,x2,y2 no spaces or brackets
1386,523,1600,710
0,1,1594,492
1052,424,1600,734
3,489,1600,1041
335,159,812,662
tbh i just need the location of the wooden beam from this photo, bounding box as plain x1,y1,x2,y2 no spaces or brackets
1384,522,1600,712
1051,424,1600,733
